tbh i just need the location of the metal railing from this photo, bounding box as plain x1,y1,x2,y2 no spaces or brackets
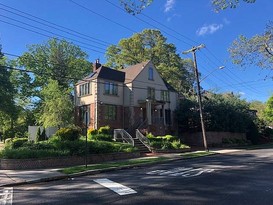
136,129,151,151
113,129,134,146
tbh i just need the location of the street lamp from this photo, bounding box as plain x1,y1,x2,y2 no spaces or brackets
200,66,225,82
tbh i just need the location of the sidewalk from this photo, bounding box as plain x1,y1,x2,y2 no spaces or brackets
0,148,242,188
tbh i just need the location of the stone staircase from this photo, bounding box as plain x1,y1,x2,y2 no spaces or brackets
133,137,151,153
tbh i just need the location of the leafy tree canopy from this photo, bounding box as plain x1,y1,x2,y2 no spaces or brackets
229,22,273,70
264,95,273,125
38,79,74,128
119,0,256,15
18,38,91,92
105,29,195,95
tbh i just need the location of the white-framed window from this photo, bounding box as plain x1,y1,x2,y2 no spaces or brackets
79,83,90,96
104,82,118,95
147,87,155,99
148,67,154,80
161,90,170,102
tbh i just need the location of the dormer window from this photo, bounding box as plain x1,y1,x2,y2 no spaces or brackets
148,67,154,80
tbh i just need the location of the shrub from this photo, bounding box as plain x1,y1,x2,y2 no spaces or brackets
55,126,81,141
98,125,111,135
150,141,162,149
10,137,28,149
4,138,13,145
0,147,70,159
88,128,98,136
90,133,113,142
35,127,42,142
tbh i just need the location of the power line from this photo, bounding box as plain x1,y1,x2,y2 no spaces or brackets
0,2,111,46
69,0,137,33
0,19,105,55
0,15,106,53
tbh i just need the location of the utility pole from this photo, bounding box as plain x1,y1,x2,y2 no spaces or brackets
183,44,208,151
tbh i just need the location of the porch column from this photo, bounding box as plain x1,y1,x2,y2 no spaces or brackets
146,99,152,125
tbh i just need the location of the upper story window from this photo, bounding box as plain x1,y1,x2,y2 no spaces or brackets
148,67,154,80
104,82,118,95
79,82,90,96
161,90,170,102
147,87,155,100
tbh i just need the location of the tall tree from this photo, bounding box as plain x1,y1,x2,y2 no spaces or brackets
120,0,256,15
264,95,273,125
229,22,273,70
18,38,91,92
105,29,195,95
39,80,74,128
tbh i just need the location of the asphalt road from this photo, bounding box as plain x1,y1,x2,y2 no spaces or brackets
5,148,273,205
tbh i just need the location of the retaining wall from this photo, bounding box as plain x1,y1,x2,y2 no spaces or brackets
0,152,140,170
181,132,246,147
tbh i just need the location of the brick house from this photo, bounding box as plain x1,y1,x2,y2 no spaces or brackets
75,60,179,136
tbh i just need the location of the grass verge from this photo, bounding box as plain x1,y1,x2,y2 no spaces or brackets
60,151,216,175
60,157,167,174
180,151,216,158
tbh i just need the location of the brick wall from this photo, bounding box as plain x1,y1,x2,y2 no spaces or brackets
0,152,141,170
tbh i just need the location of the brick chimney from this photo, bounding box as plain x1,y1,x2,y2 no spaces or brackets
93,59,101,72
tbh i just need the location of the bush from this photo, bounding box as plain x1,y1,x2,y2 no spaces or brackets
0,147,70,159
10,137,28,149
98,125,111,135
89,133,113,142
88,140,136,154
88,128,98,136
55,126,81,141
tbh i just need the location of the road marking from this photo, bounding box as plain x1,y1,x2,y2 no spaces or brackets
0,187,13,205
147,167,214,178
93,178,137,196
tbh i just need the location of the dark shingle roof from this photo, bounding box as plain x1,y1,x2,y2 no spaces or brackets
97,66,125,82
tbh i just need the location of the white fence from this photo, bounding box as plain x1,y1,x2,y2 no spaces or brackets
28,126,58,141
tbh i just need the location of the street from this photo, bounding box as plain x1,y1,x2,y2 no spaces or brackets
3,148,273,205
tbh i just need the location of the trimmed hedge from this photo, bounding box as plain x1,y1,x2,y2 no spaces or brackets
55,126,81,141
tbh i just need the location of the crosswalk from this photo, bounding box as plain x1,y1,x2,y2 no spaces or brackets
0,187,13,205
146,167,214,177
94,178,137,196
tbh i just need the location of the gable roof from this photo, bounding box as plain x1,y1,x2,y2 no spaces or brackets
122,60,150,83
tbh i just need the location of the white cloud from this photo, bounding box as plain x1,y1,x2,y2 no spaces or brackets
223,18,231,25
239,91,246,96
164,0,175,13
196,23,223,36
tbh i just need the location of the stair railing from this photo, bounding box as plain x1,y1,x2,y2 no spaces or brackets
113,129,134,146
136,129,151,151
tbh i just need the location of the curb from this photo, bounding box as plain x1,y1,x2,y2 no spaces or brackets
0,152,219,187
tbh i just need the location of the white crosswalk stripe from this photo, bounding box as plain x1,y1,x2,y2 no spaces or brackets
147,167,214,177
0,187,13,205
94,178,137,196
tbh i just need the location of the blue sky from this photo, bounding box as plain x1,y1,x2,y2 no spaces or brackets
1,0,272,102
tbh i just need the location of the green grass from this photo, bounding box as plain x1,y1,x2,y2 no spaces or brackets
60,151,217,175
60,157,167,174
180,151,215,158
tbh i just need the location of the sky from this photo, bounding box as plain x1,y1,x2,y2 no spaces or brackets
0,0,272,102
